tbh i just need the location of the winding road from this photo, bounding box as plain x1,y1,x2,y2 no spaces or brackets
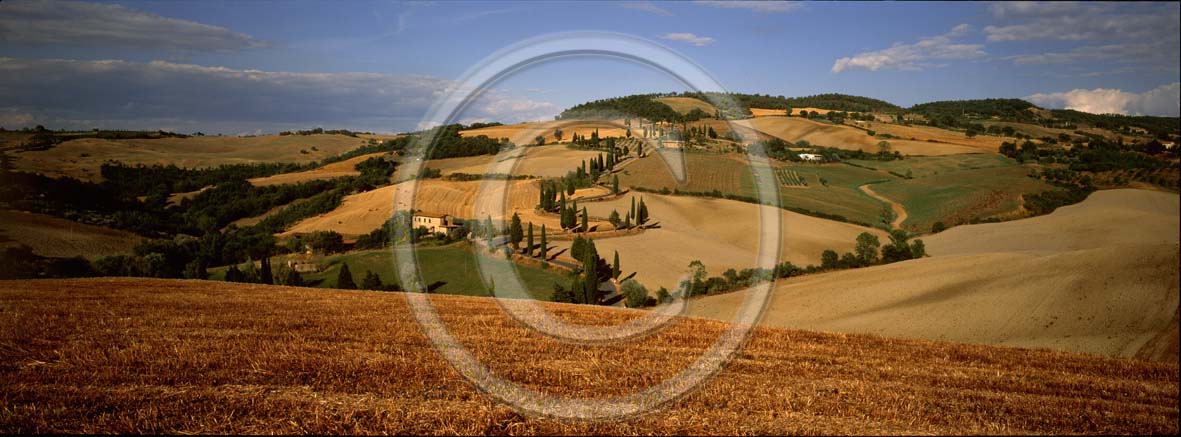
860,184,907,229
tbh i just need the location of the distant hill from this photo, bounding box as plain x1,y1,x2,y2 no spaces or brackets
909,98,1038,120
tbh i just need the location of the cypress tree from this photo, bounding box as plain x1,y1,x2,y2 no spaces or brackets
612,251,620,279
581,207,588,232
259,256,273,285
539,224,547,259
630,197,636,223
612,175,619,193
509,212,523,249
526,222,534,255
337,262,356,290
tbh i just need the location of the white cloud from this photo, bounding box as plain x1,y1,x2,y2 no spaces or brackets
831,24,983,73
0,109,35,127
693,1,801,13
0,57,558,133
622,1,674,16
0,0,267,51
661,32,716,46
1026,83,1180,117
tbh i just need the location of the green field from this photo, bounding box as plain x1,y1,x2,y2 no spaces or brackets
847,154,1017,179
869,164,1054,232
211,242,571,300
617,152,895,225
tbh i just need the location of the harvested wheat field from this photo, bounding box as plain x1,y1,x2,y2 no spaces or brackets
687,189,1180,361
248,152,388,187
858,120,1007,150
0,210,141,259
551,193,885,291
11,134,369,181
653,96,717,115
924,189,1180,255
423,145,604,178
734,116,984,155
282,179,608,237
0,278,1176,434
460,120,628,145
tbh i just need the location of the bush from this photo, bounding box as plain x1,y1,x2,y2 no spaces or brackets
621,279,649,308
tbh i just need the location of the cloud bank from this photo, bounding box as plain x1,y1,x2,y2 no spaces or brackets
693,1,801,14
0,57,558,133
0,0,267,51
1026,83,1180,117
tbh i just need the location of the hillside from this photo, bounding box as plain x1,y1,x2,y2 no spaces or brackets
0,210,141,259
652,96,717,116
732,116,987,155
0,278,1176,434
686,189,1180,361
8,133,369,181
247,152,387,187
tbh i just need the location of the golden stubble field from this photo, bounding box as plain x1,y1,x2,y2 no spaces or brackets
734,116,989,155
10,134,370,181
686,189,1181,362
0,278,1176,434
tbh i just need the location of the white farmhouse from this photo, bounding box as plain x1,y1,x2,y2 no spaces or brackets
798,153,824,162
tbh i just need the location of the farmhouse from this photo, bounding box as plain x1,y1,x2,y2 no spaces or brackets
660,140,685,149
413,212,458,234
798,153,824,162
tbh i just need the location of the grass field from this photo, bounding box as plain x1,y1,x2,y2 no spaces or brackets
459,120,628,145
1,277,1176,434
617,152,894,225
422,145,603,178
868,164,1054,232
212,243,570,300
848,153,1018,179
9,134,370,181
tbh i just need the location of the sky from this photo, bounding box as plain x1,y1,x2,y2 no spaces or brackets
0,0,1178,134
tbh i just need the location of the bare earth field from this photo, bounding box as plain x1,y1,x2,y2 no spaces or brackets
0,278,1175,434
734,116,986,155
248,152,387,187
0,210,141,259
421,145,604,178
10,134,369,181
686,189,1180,361
460,120,627,145
551,193,885,291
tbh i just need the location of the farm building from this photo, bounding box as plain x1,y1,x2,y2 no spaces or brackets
798,153,824,162
413,212,458,234
660,140,685,149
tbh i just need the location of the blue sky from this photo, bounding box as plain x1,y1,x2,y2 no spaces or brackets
0,1,1177,134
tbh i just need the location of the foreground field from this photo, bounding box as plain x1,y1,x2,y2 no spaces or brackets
1,278,1176,434
9,134,370,181
686,189,1180,361
0,210,141,259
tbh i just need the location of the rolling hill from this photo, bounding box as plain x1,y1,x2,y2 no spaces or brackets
9,133,370,181
0,278,1175,434
0,210,142,259
685,189,1180,361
